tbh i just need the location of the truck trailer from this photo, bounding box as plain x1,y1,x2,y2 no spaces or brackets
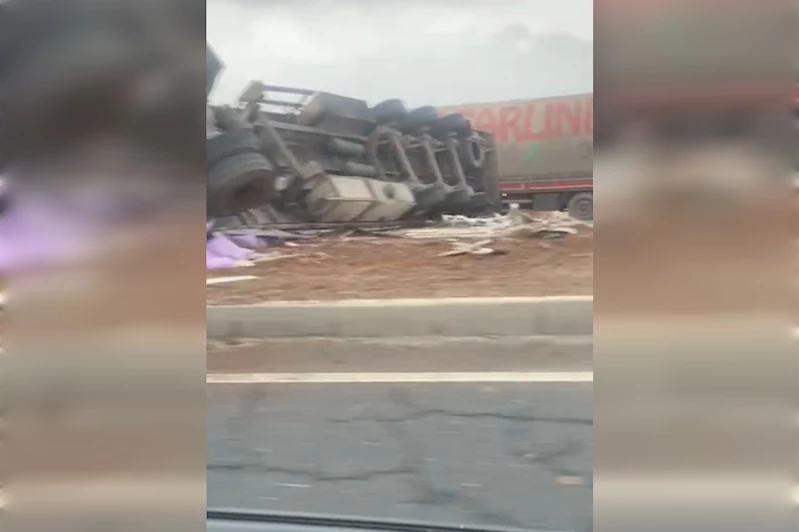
438,93,593,220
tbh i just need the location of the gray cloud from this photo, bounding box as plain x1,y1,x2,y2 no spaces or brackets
207,0,592,106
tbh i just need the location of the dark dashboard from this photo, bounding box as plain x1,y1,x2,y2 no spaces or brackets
207,510,558,532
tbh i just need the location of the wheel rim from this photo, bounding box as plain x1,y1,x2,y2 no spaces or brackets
575,198,592,220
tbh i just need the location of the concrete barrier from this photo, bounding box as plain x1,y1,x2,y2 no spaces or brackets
207,296,593,339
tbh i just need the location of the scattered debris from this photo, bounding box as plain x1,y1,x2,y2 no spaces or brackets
503,223,578,240
206,233,593,303
232,256,296,269
207,205,589,271
206,276,259,286
251,251,298,264
440,213,510,228
471,247,507,256
224,228,313,241
499,207,589,240
207,229,301,270
437,239,505,257
390,207,589,244
391,226,499,240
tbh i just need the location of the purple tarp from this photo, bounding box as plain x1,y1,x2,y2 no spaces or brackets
205,232,285,269
206,232,254,269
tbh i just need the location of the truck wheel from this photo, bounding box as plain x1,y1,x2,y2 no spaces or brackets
401,106,439,131
459,134,485,169
468,192,489,213
444,185,472,207
206,131,261,167
566,192,593,221
371,99,407,123
414,183,448,210
207,152,276,217
431,113,471,137
214,106,251,132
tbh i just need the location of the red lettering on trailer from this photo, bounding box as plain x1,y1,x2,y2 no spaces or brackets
472,108,496,136
447,96,593,142
460,108,475,121
497,105,523,142
521,104,549,141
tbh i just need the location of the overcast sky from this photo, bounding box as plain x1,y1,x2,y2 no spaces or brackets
207,0,593,107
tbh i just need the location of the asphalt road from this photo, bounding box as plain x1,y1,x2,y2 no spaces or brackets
207,338,593,532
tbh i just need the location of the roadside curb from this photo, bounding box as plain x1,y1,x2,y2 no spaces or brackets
207,296,593,339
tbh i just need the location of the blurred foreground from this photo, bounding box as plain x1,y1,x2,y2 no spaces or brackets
594,0,797,530
0,1,206,531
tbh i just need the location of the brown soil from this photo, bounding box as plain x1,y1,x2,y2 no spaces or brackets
206,230,593,304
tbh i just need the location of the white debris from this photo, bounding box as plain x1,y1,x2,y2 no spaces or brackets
507,203,531,226
397,226,500,240
500,207,591,239
206,275,258,285
398,207,590,241
251,251,298,263
502,221,579,240
440,213,511,229
437,239,499,257
470,247,502,256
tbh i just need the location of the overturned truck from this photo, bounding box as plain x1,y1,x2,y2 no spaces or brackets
206,50,501,229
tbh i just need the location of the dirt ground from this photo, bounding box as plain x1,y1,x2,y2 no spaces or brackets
206,229,593,304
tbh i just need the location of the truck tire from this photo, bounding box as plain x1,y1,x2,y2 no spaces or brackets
459,134,485,169
371,99,407,123
214,105,252,132
431,113,471,137
566,192,593,221
207,152,276,217
414,183,448,210
342,161,378,178
468,192,490,213
327,137,366,157
445,185,473,206
401,106,439,131
206,131,261,167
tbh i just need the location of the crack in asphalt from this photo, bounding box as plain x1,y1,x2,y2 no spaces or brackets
208,386,591,531
326,408,593,426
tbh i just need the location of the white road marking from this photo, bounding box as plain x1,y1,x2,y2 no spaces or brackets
207,371,594,385
206,275,258,285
